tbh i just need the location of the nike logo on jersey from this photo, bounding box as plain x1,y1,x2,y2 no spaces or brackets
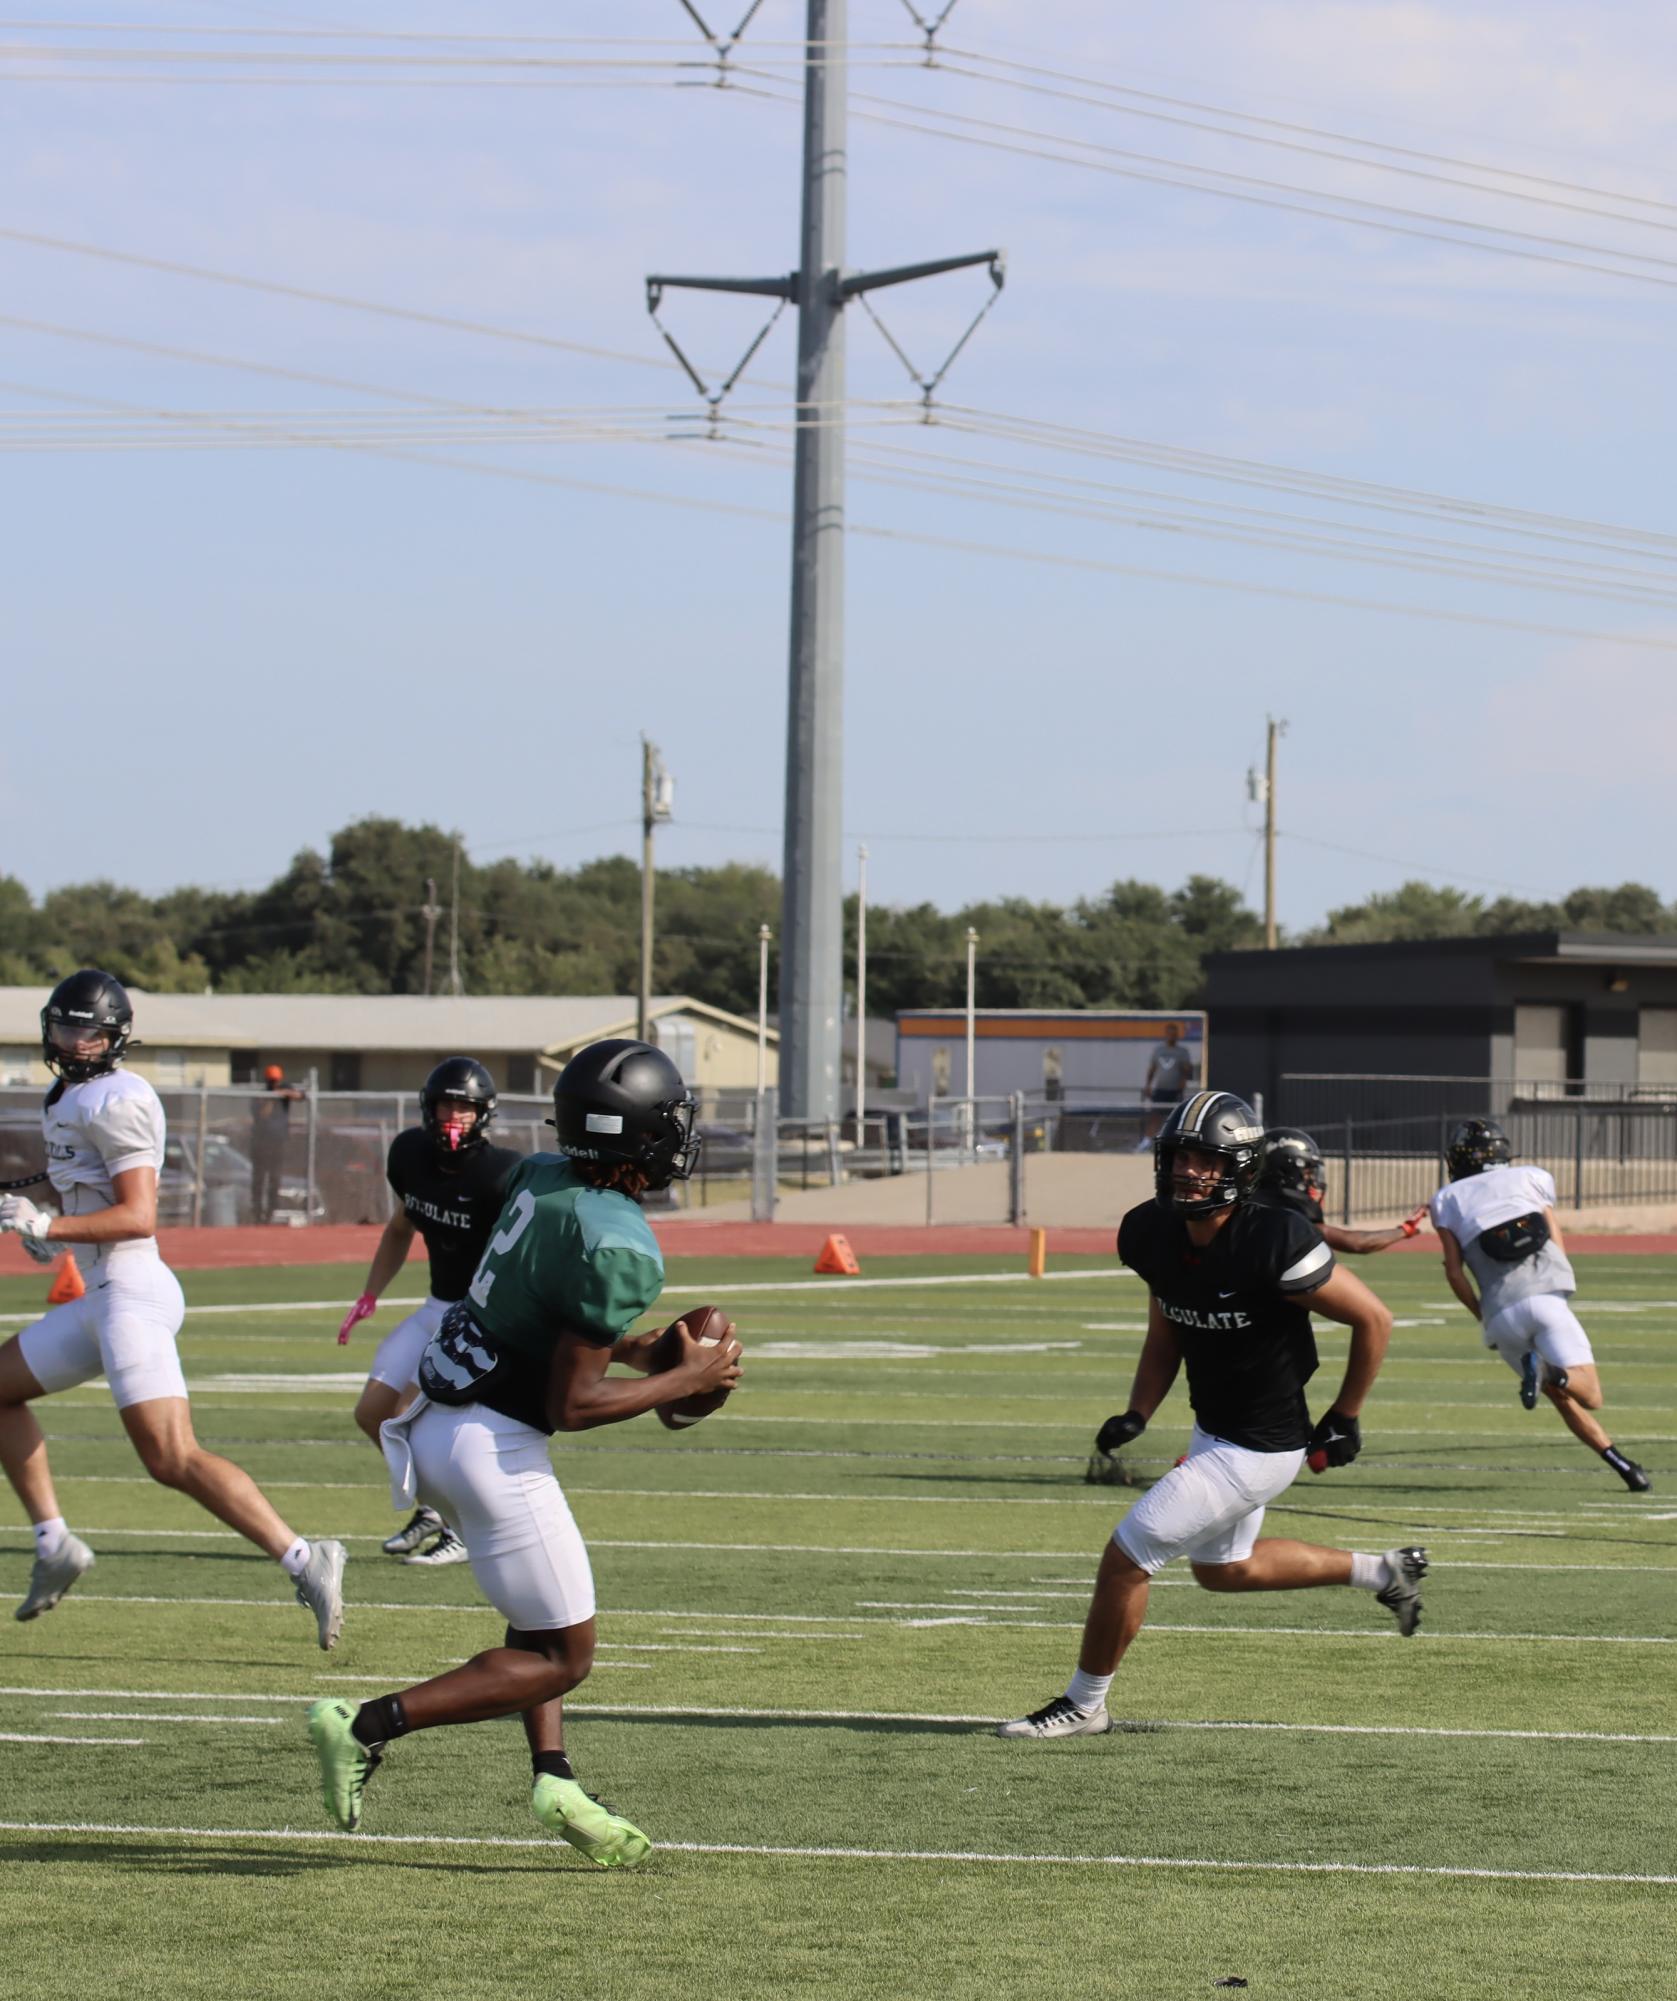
1217,1289,1239,1299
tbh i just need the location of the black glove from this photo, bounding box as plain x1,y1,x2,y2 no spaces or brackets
1095,1410,1147,1455
1305,1409,1361,1471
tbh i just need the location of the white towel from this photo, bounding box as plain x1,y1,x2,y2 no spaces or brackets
379,1391,433,1510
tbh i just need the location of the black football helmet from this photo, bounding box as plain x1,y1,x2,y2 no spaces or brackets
550,1038,700,1190
1256,1126,1327,1214
1154,1089,1264,1217
420,1057,497,1156
1445,1118,1512,1181
41,969,134,1083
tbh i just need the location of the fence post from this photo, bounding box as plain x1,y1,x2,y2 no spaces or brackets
1342,1118,1354,1225
190,1083,209,1228
1009,1090,1025,1225
925,1094,938,1227
305,1069,319,1226
1573,1106,1584,1211
827,1119,841,1187
750,1088,778,1224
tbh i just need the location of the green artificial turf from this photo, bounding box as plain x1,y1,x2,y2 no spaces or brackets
0,1250,1671,1998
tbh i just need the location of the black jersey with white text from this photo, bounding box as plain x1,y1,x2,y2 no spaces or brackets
1117,1197,1334,1451
386,1128,521,1302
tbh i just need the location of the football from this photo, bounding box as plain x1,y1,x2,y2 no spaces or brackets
648,1303,736,1431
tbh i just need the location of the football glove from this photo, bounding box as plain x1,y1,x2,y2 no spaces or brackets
1305,1409,1361,1473
337,1293,379,1345
0,1195,57,1264
1400,1207,1427,1239
1095,1410,1147,1455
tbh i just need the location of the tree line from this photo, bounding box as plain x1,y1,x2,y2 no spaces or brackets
2,818,1669,1019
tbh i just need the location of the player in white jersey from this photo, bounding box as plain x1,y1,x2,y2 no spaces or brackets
1430,1119,1650,1493
0,971,350,1635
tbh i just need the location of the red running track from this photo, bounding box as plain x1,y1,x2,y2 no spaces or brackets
5,1221,1677,1275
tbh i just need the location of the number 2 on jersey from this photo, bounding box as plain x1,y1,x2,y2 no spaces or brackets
467,1186,536,1311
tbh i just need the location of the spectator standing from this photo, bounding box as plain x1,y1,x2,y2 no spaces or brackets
251,1064,303,1223
1138,1020,1197,1149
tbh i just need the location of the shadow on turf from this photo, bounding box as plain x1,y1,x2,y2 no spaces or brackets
4,1837,562,1878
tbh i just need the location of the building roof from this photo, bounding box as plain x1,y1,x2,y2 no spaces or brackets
0,989,777,1056
1205,931,1677,973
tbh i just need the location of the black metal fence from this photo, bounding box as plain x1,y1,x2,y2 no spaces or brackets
1279,1076,1677,1217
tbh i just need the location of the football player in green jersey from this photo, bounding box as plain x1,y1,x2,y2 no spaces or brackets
306,1039,741,1865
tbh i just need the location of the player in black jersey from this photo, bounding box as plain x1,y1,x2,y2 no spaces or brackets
1255,1127,1427,1254
335,1058,520,1565
999,1090,1426,1740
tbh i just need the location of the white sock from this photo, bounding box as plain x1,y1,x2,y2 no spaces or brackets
1349,1552,1390,1591
279,1538,312,1577
33,1517,68,1560
1065,1667,1114,1714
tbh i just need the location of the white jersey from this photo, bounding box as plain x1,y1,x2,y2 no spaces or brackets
1430,1163,1574,1314
42,1068,167,1274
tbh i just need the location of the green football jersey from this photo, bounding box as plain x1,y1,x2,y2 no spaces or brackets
465,1153,665,1360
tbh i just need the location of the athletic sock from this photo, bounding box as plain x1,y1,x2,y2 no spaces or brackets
1349,1552,1389,1591
279,1538,312,1577
1602,1446,1635,1476
532,1751,575,1783
352,1695,409,1749
33,1517,68,1560
1065,1668,1113,1714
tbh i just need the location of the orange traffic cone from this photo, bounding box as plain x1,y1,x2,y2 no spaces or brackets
814,1233,861,1276
47,1254,85,1305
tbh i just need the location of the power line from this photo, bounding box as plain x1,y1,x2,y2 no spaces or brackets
935,48,1677,230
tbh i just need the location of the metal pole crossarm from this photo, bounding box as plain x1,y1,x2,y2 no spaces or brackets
838,248,1004,298
673,0,770,62
646,274,797,302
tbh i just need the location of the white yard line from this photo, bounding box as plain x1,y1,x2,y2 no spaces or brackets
51,1711,286,1726
27,1594,1677,1643
0,1732,146,1745
0,1818,1666,1886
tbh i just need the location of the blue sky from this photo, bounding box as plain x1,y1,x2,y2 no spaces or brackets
5,0,1676,931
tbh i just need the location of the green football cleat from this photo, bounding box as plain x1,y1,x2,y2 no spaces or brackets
531,1774,652,1869
307,1697,381,1831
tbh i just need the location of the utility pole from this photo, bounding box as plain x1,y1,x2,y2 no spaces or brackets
639,736,674,1042
1263,717,1287,949
420,876,442,997
854,842,868,1142
447,843,464,996
646,0,1002,1120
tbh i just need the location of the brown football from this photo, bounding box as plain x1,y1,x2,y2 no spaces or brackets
648,1303,736,1431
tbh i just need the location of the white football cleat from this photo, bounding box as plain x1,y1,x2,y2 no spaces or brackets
996,1695,1112,1740
15,1535,95,1621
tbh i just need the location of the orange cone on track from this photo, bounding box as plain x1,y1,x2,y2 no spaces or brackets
814,1233,861,1276
47,1254,85,1305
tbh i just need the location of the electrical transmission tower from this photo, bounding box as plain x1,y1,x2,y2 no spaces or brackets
648,0,1003,1119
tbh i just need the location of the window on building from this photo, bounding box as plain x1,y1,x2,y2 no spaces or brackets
330,1051,362,1093
504,1055,535,1095
1638,1008,1677,1092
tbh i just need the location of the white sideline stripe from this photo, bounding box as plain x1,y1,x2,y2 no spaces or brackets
0,1270,1133,1329
1,1689,1670,1746
0,1731,147,1745
22,1530,1677,1571
52,1711,286,1726
0,1819,1667,1886
26,1598,1677,1643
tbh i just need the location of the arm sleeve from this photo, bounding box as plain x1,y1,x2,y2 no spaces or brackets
1267,1208,1337,1295
93,1090,165,1177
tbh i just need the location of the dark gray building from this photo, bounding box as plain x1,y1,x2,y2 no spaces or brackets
1204,932,1677,1127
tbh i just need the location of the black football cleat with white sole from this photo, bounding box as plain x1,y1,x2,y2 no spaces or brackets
1375,1546,1428,1637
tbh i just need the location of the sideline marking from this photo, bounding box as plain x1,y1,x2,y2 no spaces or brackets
2,1688,1670,1746
0,1819,1667,1886
21,1598,1677,1642
0,1268,1135,1327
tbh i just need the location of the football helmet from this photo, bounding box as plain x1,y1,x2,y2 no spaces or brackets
1154,1090,1263,1217
1445,1118,1511,1181
1256,1126,1327,1220
550,1038,700,1190
41,969,134,1083
420,1057,497,1155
